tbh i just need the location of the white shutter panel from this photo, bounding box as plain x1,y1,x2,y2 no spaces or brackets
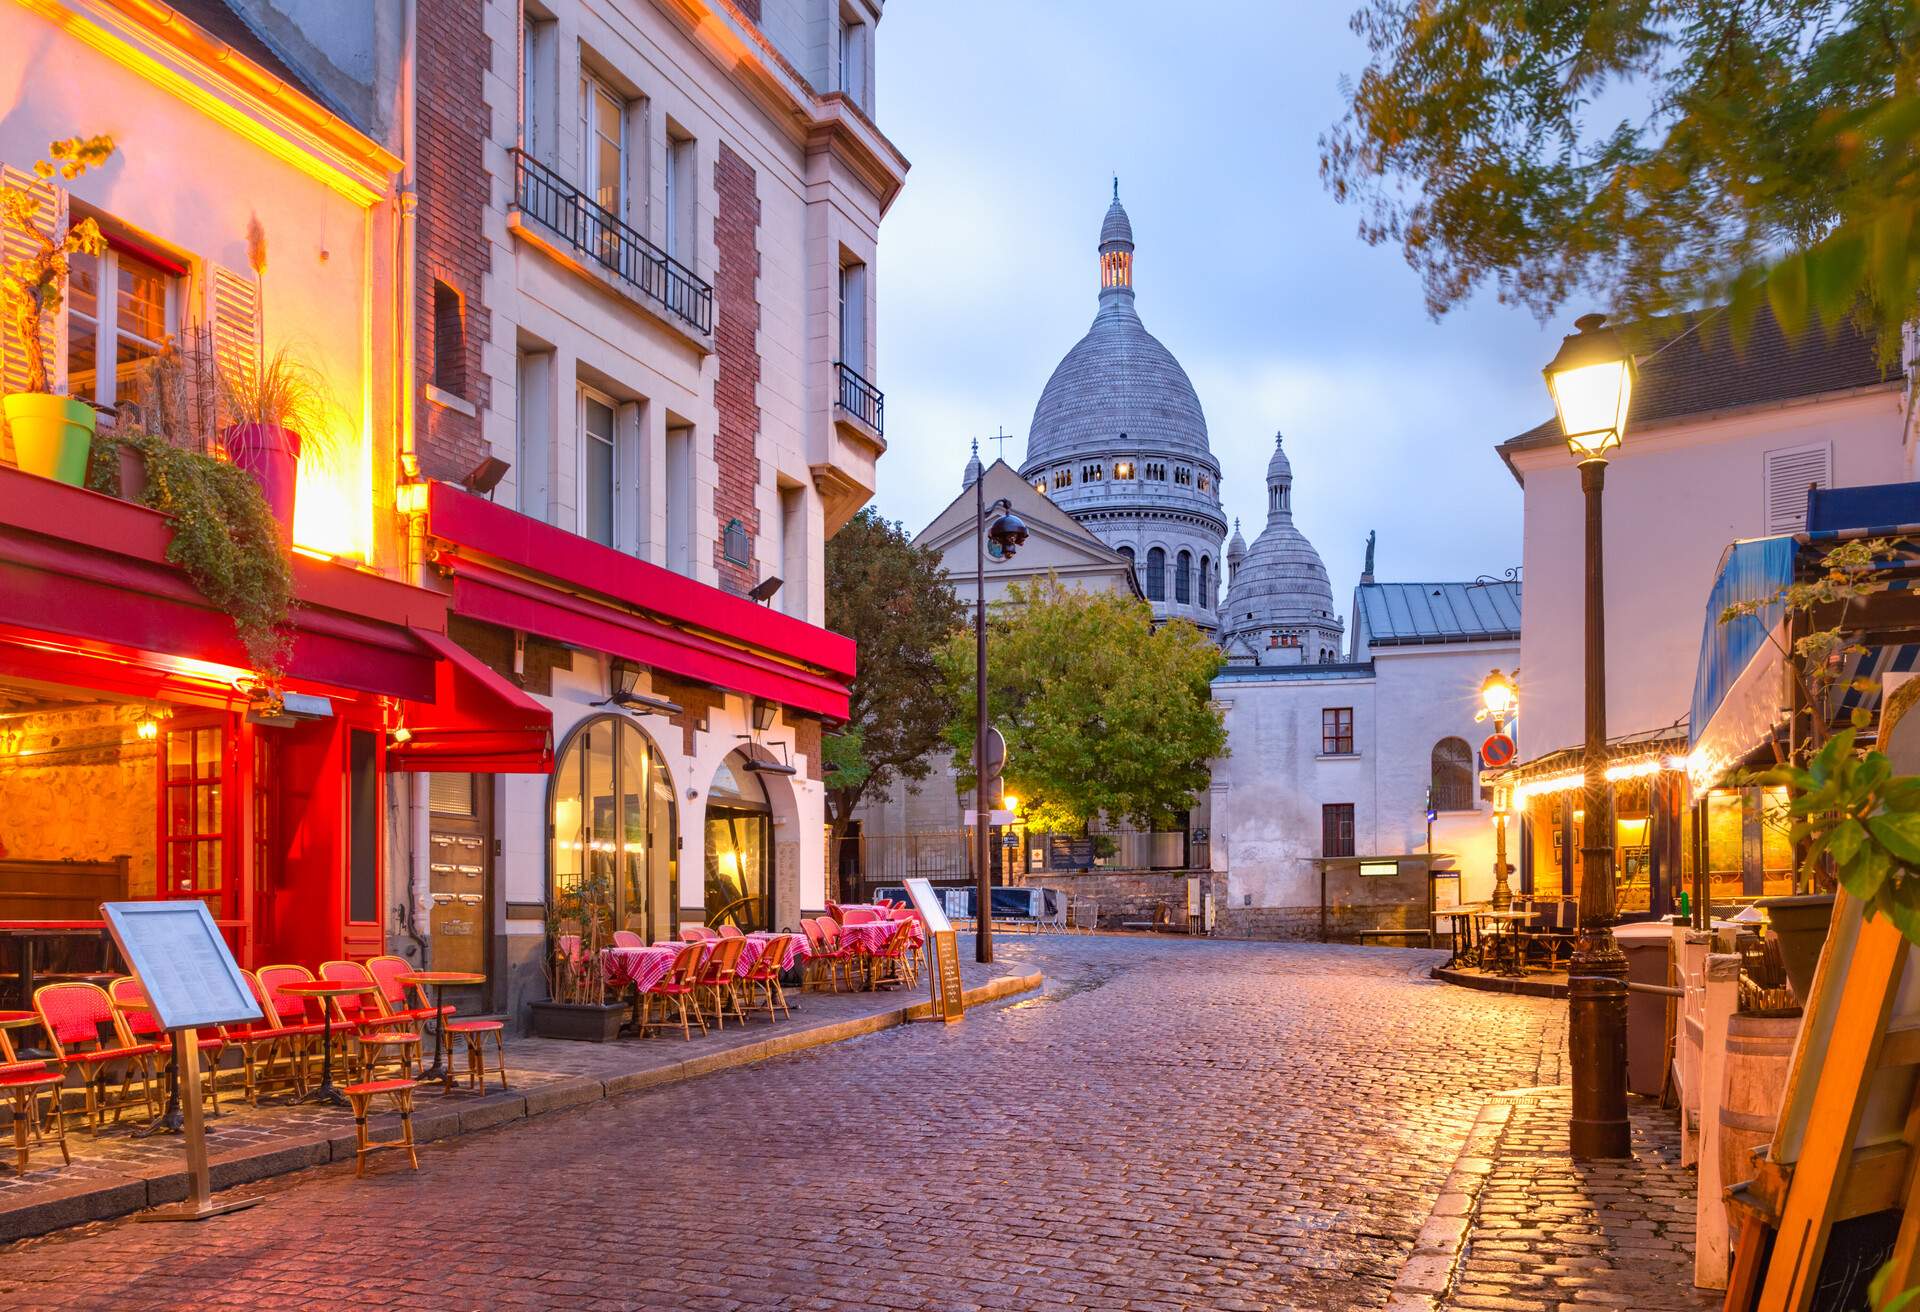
1763,442,1833,535
0,166,64,464
207,263,260,412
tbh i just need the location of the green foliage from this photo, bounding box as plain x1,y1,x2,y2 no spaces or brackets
937,576,1228,834
1,136,113,394
87,430,295,679
1766,727,1920,946
1872,1258,1920,1311
544,871,612,1006
218,343,342,470
1322,3,1920,357
821,509,965,888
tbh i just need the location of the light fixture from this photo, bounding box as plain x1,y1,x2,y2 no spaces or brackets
986,502,1028,557
751,699,778,732
1003,794,1020,813
463,455,510,497
1479,668,1516,723
390,723,414,746
136,712,159,741
748,576,783,604
598,658,683,717
1543,313,1635,461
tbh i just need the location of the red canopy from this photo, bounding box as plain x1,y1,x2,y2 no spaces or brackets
387,627,554,773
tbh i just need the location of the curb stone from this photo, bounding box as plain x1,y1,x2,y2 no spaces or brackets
1388,1096,1518,1310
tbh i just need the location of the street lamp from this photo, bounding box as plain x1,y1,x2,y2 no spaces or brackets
1478,668,1517,911
974,463,1027,963
1544,311,1636,1160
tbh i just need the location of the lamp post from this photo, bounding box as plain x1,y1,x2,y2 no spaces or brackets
1479,668,1518,910
973,466,1027,963
1544,312,1636,1160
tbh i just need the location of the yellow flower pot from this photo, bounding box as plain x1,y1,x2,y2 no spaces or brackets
5,393,95,485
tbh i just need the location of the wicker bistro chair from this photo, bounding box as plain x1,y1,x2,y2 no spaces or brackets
108,977,228,1115
679,924,718,942
33,982,162,1132
695,936,749,1030
366,956,446,1033
229,971,316,1103
872,920,920,989
611,929,645,949
841,907,878,925
0,1059,68,1172
341,1077,420,1178
442,1016,509,1092
318,961,421,1083
717,924,744,940
740,934,793,1023
639,941,709,1041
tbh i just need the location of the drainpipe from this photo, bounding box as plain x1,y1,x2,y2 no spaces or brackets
396,0,422,575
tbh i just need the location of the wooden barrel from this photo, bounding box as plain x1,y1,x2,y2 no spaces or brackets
1719,1013,1798,1211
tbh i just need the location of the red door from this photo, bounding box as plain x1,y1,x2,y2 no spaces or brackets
159,715,236,922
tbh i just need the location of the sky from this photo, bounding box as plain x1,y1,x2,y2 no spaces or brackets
868,0,1583,594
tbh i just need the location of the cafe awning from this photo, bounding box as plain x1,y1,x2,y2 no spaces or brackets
388,627,554,774
1687,536,1794,790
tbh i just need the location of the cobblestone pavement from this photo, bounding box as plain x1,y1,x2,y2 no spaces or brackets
0,936,1702,1311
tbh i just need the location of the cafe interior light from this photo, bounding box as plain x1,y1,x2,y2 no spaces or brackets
1544,313,1635,460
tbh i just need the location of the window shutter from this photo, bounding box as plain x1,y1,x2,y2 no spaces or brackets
207,264,260,395
0,166,65,463
1763,442,1832,535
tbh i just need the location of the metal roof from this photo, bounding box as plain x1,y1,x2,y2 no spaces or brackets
1357,581,1521,647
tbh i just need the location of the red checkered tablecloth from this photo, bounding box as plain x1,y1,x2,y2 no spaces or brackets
739,932,810,975
602,942,707,993
837,920,910,955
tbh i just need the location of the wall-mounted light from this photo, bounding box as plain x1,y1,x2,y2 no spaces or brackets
599,658,683,717
751,699,778,732
390,723,414,746
136,712,159,741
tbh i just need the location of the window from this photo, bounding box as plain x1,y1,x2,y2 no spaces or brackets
1198,473,1212,492
432,281,466,396
706,752,772,930
838,259,867,371
67,241,175,411
1118,545,1135,567
1322,803,1355,858
581,68,626,246
1431,737,1476,811
1271,481,1289,513
664,129,695,264
779,483,805,617
516,348,553,519
1082,463,1104,482
348,729,380,923
666,422,694,574
520,8,555,157
1199,556,1211,605
550,715,677,941
1321,707,1353,755
1174,467,1192,486
1145,462,1166,481
1175,549,1192,603
1033,478,1048,497
161,723,226,905
1145,547,1165,601
580,387,616,547
1053,467,1071,489
837,11,867,108
1114,461,1135,480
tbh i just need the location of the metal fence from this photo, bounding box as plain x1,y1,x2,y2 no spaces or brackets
835,361,885,434
833,827,1207,901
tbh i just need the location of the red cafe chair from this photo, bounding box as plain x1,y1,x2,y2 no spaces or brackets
611,929,645,949
639,941,709,1041
842,907,878,925
695,936,748,1030
740,934,793,1023
319,961,420,1083
33,982,161,1132
0,1059,67,1172
229,970,316,1103
108,976,228,1114
717,924,744,940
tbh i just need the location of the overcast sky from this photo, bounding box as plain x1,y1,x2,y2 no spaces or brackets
868,1,1582,594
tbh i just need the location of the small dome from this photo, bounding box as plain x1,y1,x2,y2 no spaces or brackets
1101,184,1133,250
963,438,983,490
1220,433,1344,659
1267,432,1292,483
1226,518,1247,566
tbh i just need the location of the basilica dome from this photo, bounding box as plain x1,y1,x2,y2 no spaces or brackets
1018,186,1225,630
1220,434,1344,665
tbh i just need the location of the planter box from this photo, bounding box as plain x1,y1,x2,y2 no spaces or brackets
528,1000,625,1043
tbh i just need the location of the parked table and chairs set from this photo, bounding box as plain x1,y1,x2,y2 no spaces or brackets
1435,896,1580,978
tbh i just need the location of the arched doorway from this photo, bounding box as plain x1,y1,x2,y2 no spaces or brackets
704,751,771,931
548,714,677,941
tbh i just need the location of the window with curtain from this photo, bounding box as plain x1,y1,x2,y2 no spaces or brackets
1431,737,1475,811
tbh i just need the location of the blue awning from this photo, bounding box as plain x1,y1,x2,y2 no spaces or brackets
1807,482,1920,539
1689,536,1796,755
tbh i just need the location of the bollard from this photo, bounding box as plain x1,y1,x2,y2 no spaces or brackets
1569,973,1631,1158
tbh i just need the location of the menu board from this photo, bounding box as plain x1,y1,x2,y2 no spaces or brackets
903,878,964,1022
100,901,264,1031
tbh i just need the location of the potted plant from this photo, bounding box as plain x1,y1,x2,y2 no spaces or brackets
0,135,113,485
530,872,625,1042
217,344,333,537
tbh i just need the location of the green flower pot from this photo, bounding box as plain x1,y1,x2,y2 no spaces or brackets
5,393,95,485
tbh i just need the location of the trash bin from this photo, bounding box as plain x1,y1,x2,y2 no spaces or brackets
1615,921,1675,1098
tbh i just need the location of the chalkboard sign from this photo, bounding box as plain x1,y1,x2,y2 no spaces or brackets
903,878,964,1023
1049,835,1094,870
100,901,262,1031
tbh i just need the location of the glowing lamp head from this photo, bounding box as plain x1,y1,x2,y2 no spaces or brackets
1003,795,1020,813
1480,668,1516,721
1544,313,1635,462
136,714,159,741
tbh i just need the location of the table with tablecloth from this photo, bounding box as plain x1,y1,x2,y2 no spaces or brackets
835,919,918,955
604,933,811,993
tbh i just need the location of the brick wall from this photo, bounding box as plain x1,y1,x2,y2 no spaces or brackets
791,717,821,782
712,142,762,595
414,0,492,483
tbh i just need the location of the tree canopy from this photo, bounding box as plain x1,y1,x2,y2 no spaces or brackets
821,509,964,890
938,577,1227,835
1321,2,1920,353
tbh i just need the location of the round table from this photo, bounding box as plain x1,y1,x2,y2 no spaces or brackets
0,1011,42,1063
399,972,486,1092
277,982,374,1109
1475,909,1535,978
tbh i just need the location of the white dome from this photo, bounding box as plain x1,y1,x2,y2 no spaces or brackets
1220,434,1344,663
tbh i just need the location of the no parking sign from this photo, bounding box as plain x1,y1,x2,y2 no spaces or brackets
1481,733,1516,769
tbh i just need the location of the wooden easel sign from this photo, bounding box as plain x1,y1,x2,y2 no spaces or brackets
904,878,965,1022
100,901,265,1222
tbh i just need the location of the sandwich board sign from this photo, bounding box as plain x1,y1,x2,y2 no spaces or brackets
100,900,263,1222
903,877,964,1023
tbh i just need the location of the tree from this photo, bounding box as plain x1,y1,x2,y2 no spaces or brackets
1321,2,1920,356
821,508,965,900
937,577,1228,835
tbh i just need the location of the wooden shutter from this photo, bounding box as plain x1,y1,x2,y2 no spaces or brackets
1763,442,1833,536
0,166,64,463
207,262,260,404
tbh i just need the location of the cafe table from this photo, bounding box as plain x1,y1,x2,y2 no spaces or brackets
399,971,486,1092
277,981,374,1109
0,1011,41,1063
1474,909,1534,978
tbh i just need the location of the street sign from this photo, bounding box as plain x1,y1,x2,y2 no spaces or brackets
983,726,1006,777
1481,732,1516,768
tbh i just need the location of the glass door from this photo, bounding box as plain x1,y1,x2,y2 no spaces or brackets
161,717,233,920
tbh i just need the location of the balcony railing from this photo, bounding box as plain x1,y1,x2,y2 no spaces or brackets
510,147,713,336
835,361,884,437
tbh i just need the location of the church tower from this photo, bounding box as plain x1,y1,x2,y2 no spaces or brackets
1018,186,1227,630
1219,434,1344,665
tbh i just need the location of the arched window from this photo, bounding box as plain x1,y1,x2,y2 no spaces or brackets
1145,547,1165,600
1175,549,1192,603
1431,737,1476,812
1198,556,1211,606
550,714,678,942
705,751,772,931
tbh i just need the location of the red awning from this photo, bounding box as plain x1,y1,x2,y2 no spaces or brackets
388,628,554,774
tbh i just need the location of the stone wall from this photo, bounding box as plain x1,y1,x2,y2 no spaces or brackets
1215,902,1430,944
0,705,155,896
1012,870,1226,932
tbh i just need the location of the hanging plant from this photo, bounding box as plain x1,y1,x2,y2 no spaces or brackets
87,429,295,678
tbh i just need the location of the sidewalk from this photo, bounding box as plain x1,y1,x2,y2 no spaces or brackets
0,958,1041,1242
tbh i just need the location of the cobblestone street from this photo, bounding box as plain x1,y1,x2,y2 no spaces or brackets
0,937,1709,1311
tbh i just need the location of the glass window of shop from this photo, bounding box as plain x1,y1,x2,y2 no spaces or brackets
549,715,676,941
1703,786,1794,902
704,752,770,931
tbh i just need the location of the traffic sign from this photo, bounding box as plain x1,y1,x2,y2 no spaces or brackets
1481,732,1516,769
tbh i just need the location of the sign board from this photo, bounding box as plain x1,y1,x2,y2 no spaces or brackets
982,727,1006,778
1048,834,1095,870
903,878,963,1023
962,809,1017,826
101,901,262,1031
1481,732,1516,768
1359,860,1401,878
